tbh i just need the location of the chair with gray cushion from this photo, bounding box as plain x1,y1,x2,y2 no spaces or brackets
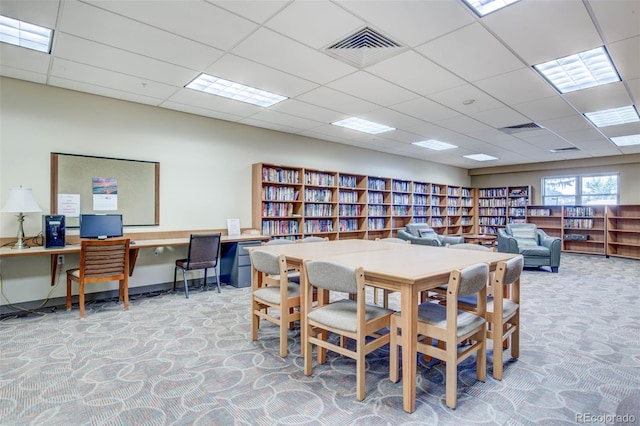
390,262,489,409
497,223,561,273
397,223,464,247
298,236,328,243
250,250,301,357
302,260,394,401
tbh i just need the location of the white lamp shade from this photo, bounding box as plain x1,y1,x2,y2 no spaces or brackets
2,187,42,213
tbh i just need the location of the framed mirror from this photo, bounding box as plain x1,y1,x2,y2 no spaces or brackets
51,153,159,227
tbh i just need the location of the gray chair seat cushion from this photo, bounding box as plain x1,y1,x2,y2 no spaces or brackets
519,246,550,257
253,282,300,304
458,296,519,319
418,302,485,337
307,299,394,333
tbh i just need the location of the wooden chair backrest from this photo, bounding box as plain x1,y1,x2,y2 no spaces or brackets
79,238,130,284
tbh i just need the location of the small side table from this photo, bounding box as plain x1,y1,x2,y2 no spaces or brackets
462,234,497,247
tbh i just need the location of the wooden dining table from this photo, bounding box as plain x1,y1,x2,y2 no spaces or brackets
247,238,517,413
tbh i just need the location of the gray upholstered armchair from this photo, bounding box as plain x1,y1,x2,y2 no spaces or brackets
497,223,561,273
397,223,465,247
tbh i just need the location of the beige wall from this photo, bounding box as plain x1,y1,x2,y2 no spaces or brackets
469,155,640,205
1,77,468,305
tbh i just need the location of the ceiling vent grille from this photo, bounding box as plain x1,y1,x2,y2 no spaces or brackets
325,27,405,68
550,147,580,153
499,122,543,134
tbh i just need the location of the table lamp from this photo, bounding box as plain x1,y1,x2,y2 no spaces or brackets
2,186,42,249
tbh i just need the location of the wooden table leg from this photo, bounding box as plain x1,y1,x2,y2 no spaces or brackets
401,285,417,413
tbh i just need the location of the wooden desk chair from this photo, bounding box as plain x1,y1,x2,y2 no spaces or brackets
302,260,393,401
458,256,523,380
66,238,130,318
298,236,328,243
390,262,488,409
262,239,299,284
249,250,300,357
173,233,222,298
373,237,410,307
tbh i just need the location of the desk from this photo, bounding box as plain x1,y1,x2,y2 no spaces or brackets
248,239,516,413
462,234,497,247
0,234,269,285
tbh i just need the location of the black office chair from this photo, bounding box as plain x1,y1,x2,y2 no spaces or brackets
173,233,222,298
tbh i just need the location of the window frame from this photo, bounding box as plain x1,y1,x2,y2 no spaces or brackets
541,173,619,205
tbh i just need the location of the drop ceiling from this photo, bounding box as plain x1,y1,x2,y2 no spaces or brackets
1,0,639,169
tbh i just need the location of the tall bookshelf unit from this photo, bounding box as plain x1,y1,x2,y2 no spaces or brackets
477,186,531,235
338,173,367,240
254,164,304,239
562,205,606,254
606,205,640,260
367,176,392,240
253,163,477,240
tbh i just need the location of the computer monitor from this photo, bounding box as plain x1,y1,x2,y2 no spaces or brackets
79,214,123,239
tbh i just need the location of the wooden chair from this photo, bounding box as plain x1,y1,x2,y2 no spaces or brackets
66,238,130,318
249,250,300,357
373,237,409,307
302,260,393,401
458,256,523,380
173,233,222,298
390,262,488,409
298,236,328,243
262,239,299,284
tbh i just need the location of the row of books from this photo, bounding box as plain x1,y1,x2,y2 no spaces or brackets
339,219,359,232
304,172,335,186
479,217,506,226
262,167,300,184
262,202,294,217
392,181,411,192
479,198,507,207
564,218,594,229
479,208,507,216
304,220,334,233
304,189,333,202
338,175,359,188
564,206,596,217
338,191,360,203
368,178,387,191
263,186,299,201
304,204,333,217
338,204,363,216
262,220,299,235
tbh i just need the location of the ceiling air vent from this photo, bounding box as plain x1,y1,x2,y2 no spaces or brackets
325,27,405,68
499,122,543,134
550,147,580,153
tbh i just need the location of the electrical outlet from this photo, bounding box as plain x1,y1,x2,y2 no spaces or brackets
57,255,65,265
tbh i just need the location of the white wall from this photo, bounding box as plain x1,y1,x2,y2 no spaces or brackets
0,77,469,305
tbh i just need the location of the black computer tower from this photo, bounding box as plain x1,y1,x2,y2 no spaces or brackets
43,215,65,248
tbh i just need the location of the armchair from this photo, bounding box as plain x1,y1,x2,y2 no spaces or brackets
397,223,464,247
497,223,561,273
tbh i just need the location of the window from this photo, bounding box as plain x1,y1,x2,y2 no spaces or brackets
542,174,618,205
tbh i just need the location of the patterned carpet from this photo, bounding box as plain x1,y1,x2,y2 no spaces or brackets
1,253,639,425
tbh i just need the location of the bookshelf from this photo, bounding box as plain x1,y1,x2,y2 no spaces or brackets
460,187,476,235
562,205,606,255
507,186,531,224
606,205,640,260
367,176,392,240
412,181,429,225
253,164,303,239
303,168,338,239
477,186,531,234
338,173,367,240
526,205,563,238
391,179,412,232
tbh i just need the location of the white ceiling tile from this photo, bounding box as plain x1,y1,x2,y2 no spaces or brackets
435,115,496,135
564,82,633,113
416,23,524,82
231,28,355,84
0,0,59,28
391,97,461,122
598,122,640,138
166,87,262,117
53,34,196,86
628,78,640,103
296,87,379,116
588,0,640,43
608,36,640,81
49,58,178,99
271,99,343,124
0,43,51,75
327,72,417,106
0,66,48,84
84,0,258,50
338,0,475,47
266,1,363,49
48,76,164,107
211,1,290,24
513,97,577,122
427,84,506,114
245,109,324,131
58,1,224,70
469,107,530,128
161,101,244,123
474,67,557,105
203,54,318,98
483,0,602,65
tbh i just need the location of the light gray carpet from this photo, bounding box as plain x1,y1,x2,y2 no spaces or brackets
1,253,639,425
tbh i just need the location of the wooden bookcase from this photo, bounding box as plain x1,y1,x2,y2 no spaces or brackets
477,185,531,235
338,173,367,240
526,205,563,238
606,205,640,260
562,205,606,255
253,163,476,240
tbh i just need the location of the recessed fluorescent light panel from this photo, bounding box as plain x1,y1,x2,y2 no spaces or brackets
611,134,640,147
584,106,639,128
332,117,395,134
462,0,520,16
0,15,53,53
412,140,458,151
464,154,498,161
533,47,620,94
185,73,287,107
